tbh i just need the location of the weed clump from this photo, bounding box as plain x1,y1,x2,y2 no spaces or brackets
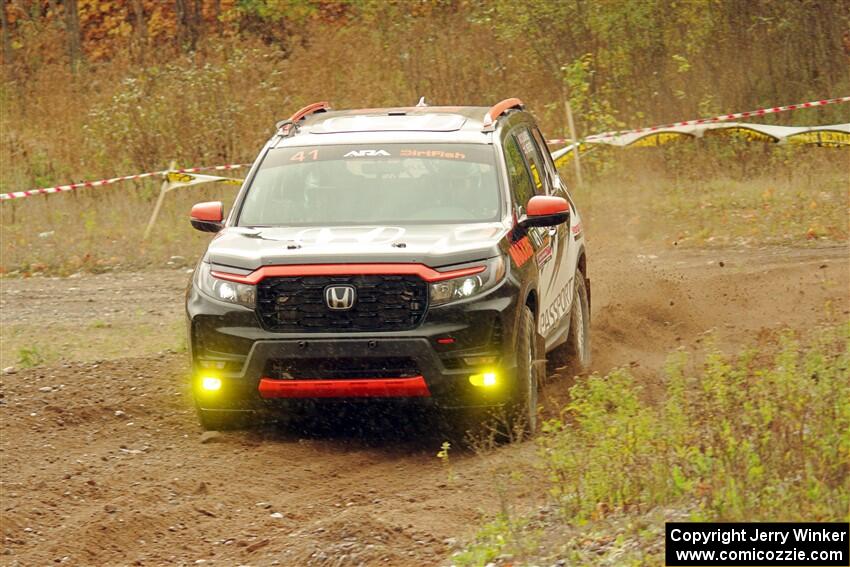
540,324,849,522
455,324,849,566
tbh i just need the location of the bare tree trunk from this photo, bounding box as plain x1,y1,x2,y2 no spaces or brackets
131,0,146,61
0,0,12,66
175,0,200,50
175,0,186,48
193,1,201,25
63,0,81,72
191,0,201,48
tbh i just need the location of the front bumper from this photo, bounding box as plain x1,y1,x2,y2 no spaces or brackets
187,277,521,411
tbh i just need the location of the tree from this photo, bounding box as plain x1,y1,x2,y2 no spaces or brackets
131,0,146,61
1,0,12,65
175,0,201,50
63,0,81,71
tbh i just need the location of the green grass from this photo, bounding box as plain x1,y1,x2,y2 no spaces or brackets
571,146,849,249
1,320,186,369
2,147,847,277
0,178,240,276
452,514,537,567
454,322,850,566
16,346,48,368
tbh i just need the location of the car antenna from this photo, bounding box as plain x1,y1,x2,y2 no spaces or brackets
416,96,428,107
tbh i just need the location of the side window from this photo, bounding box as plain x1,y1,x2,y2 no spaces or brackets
530,127,560,192
515,127,548,195
503,136,535,209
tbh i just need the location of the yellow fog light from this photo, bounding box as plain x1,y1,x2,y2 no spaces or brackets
201,376,222,392
469,371,498,388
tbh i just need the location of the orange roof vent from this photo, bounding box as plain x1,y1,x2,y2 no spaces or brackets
482,98,524,130
289,101,330,122
275,101,331,136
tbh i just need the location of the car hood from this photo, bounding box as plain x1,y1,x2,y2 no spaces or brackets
206,223,510,271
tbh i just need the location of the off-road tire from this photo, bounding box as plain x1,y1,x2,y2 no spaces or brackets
504,305,539,440
566,271,591,372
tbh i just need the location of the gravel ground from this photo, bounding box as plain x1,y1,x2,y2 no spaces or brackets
1,244,847,565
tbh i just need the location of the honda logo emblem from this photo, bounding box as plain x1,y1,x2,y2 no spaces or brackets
325,285,356,310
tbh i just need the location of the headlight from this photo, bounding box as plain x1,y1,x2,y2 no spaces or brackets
430,256,506,306
196,261,256,308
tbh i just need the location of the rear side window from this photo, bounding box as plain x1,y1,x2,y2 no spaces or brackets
504,136,535,210
530,127,559,189
514,128,548,194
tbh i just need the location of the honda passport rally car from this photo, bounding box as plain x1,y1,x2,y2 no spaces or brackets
186,98,591,433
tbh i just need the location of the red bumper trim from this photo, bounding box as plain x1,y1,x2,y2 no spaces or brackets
258,376,431,399
211,263,484,285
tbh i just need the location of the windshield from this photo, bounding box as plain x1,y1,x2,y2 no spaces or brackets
238,144,501,226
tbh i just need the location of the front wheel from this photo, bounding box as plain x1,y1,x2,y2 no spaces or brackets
504,305,540,439
566,271,591,372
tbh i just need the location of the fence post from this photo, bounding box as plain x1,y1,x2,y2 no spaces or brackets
563,94,583,188
143,160,176,240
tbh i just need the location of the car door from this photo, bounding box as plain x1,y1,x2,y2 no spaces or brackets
502,132,544,274
505,126,570,344
518,126,576,346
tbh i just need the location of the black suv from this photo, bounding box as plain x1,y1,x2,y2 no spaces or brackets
186,98,591,433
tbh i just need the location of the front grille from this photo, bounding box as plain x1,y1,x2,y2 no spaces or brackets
256,275,428,332
266,357,420,379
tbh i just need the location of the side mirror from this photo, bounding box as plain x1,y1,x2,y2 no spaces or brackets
520,196,570,228
190,201,224,233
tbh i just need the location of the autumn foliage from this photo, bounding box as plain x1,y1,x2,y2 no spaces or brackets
0,1,847,275
2,0,848,183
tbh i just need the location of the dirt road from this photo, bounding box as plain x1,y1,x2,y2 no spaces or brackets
1,243,848,565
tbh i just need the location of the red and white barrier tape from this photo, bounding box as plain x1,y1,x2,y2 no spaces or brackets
546,96,850,145
3,95,848,200
0,163,250,201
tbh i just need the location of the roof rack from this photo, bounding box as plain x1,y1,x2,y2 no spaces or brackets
275,101,330,136
482,97,524,131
